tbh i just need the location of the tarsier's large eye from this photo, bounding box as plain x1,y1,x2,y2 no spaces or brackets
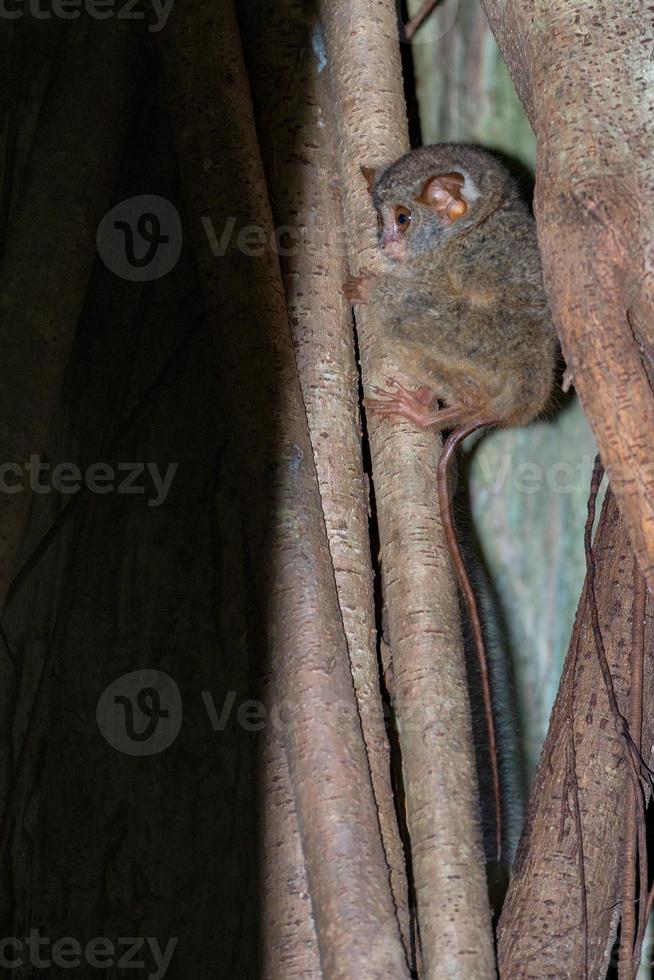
394,206,412,231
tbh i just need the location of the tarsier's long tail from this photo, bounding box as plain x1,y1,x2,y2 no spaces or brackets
437,419,503,864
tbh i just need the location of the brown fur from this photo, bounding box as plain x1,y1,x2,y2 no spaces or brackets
343,145,559,870
359,144,558,427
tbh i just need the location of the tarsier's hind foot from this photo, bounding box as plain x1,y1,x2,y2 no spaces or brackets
365,378,464,428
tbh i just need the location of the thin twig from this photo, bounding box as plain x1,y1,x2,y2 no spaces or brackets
584,461,639,773
566,613,588,979
404,0,444,41
619,560,642,979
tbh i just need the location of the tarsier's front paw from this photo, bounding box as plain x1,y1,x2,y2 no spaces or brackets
341,267,376,304
364,379,440,427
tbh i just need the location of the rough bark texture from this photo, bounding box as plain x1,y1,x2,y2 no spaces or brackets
481,0,654,591
320,2,495,976
240,0,410,957
0,19,138,615
497,489,654,978
160,3,409,977
261,704,322,979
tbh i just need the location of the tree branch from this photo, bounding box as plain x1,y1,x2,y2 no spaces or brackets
260,691,322,979
159,3,410,976
319,1,496,976
240,0,411,958
497,487,654,977
481,0,654,591
404,0,443,41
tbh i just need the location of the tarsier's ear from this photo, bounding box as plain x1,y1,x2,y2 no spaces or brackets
360,166,377,194
416,171,468,221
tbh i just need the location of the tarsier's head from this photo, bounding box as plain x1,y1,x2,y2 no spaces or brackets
365,144,519,263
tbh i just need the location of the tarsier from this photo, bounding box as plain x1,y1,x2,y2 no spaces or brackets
343,144,558,871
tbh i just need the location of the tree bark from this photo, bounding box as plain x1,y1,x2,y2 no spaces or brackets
261,701,322,979
160,3,410,977
0,19,138,615
481,0,654,591
320,2,495,976
240,0,410,958
497,488,654,978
